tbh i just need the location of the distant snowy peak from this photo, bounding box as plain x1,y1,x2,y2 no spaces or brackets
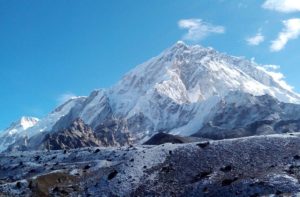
0,116,39,152
4,116,39,135
19,116,39,130
26,96,87,138
0,97,87,152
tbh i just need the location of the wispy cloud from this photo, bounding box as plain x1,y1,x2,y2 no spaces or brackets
57,92,77,104
178,19,225,42
270,18,300,52
262,0,300,13
246,33,265,46
264,64,281,70
265,70,293,91
258,65,294,91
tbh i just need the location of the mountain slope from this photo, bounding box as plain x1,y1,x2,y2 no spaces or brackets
28,118,101,151
2,41,300,151
0,97,86,152
0,117,39,151
192,92,300,139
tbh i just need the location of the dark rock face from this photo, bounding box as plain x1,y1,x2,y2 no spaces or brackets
143,132,205,145
41,118,132,150
2,133,300,196
8,119,132,151
39,119,101,150
94,118,132,147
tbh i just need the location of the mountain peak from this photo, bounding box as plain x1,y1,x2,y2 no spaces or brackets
174,40,187,47
7,116,40,131
171,41,210,52
19,116,39,129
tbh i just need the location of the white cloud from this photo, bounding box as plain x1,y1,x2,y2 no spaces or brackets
262,0,300,13
264,64,281,70
178,19,225,42
270,18,300,52
57,92,77,104
246,33,265,46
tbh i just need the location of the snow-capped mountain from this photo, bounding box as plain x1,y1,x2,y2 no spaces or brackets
9,116,39,131
2,41,300,151
0,117,39,151
0,97,86,151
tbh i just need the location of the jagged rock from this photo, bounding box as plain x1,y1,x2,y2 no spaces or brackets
7,119,133,151
38,119,101,150
94,118,132,147
2,133,300,196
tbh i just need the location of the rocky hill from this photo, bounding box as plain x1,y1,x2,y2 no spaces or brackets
1,133,300,196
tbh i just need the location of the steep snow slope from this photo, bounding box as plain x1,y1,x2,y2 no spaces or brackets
111,41,299,105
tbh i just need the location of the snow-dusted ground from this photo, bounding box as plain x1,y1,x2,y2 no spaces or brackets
2,133,300,196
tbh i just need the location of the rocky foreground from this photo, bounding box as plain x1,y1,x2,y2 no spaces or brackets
2,133,300,196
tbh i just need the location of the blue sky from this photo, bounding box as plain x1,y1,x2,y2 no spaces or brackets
0,0,300,129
